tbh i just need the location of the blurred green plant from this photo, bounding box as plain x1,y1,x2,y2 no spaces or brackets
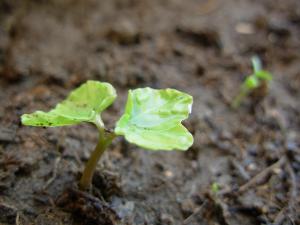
232,56,272,108
211,182,220,194
21,80,194,190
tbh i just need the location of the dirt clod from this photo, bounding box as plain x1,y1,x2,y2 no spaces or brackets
0,202,17,224
92,170,122,200
105,19,140,45
56,188,120,225
176,26,221,50
0,126,16,143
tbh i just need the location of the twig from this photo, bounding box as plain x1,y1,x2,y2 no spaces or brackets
43,157,61,190
287,214,296,225
183,200,208,225
238,157,285,193
273,207,286,225
230,157,250,181
274,159,297,225
286,160,297,210
15,212,20,225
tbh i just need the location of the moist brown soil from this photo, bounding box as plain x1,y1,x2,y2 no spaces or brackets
0,0,300,224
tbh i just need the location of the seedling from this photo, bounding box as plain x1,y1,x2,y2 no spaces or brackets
211,182,220,194
21,81,193,190
232,56,272,108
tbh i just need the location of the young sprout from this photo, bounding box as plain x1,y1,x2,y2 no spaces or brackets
211,182,220,194
231,56,272,108
21,81,193,190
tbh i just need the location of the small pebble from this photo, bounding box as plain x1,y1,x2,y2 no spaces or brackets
247,163,257,171
235,22,255,34
160,213,174,225
164,170,174,178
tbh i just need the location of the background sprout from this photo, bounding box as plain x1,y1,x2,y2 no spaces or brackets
231,56,273,108
211,182,220,194
21,80,193,190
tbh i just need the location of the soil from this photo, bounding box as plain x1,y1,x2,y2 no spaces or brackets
0,0,300,224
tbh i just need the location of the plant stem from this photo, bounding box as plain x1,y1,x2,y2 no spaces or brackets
79,129,115,190
231,89,248,109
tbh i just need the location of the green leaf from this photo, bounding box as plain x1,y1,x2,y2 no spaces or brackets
115,88,193,151
243,76,259,90
251,56,262,73
211,182,220,194
21,80,117,127
255,70,273,81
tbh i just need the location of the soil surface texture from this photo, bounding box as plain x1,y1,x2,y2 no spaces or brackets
0,0,300,224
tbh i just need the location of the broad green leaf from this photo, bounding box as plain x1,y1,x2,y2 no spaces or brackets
115,88,193,151
244,76,259,90
21,80,117,127
255,70,273,81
